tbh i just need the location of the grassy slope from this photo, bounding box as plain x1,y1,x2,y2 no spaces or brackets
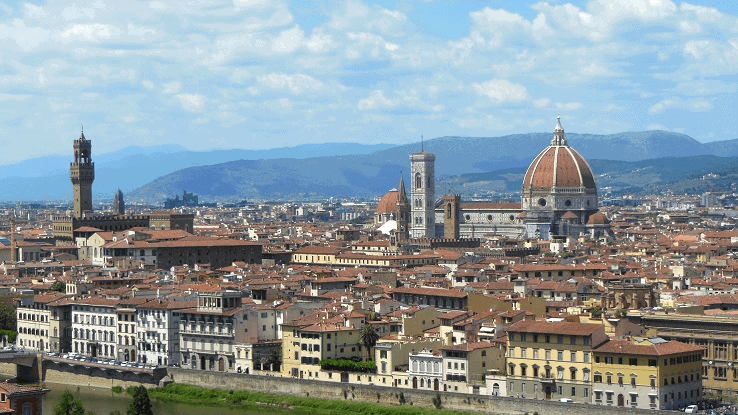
147,383,481,415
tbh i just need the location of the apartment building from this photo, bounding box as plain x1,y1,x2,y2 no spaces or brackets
70,297,119,359
282,314,366,379
116,298,147,362
138,298,191,366
442,341,504,394
505,320,608,402
179,291,245,371
16,295,52,352
592,337,703,410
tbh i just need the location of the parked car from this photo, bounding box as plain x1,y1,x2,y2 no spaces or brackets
685,405,699,413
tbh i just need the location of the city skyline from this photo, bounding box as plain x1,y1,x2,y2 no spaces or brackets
1,0,737,164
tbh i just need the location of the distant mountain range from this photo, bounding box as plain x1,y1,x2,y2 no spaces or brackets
2,131,737,203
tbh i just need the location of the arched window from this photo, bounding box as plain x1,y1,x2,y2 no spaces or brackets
415,173,422,189
446,204,452,218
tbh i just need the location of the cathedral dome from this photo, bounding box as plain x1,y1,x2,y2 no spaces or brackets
376,189,399,214
522,116,596,191
586,211,610,225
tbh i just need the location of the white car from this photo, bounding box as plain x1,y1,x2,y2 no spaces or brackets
684,405,699,413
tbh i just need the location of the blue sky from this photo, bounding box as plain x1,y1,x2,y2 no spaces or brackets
1,0,737,164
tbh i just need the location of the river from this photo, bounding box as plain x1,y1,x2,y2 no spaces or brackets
41,382,294,415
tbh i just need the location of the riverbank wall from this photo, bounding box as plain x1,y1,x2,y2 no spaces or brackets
167,368,660,415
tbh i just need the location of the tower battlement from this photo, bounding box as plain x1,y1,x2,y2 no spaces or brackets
70,130,95,218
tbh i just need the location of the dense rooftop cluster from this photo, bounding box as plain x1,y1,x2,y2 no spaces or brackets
0,196,737,410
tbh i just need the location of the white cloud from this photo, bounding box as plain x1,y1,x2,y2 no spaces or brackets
128,22,157,38
257,73,323,94
649,98,713,114
647,123,669,131
675,80,737,96
141,80,155,90
603,104,623,112
162,82,181,94
0,19,51,51
555,102,582,111
472,79,529,104
533,98,550,108
60,23,122,42
176,94,205,112
61,7,96,21
0,93,31,101
358,90,397,110
272,26,305,54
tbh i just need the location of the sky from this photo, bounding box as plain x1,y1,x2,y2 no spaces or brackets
1,0,738,164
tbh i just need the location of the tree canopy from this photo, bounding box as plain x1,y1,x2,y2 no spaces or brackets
53,390,87,415
359,323,380,361
127,385,154,415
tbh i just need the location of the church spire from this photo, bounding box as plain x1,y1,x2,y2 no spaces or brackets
551,115,567,146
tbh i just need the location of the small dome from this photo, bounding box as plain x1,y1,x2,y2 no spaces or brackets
523,117,596,190
561,211,578,219
376,189,399,214
587,211,610,225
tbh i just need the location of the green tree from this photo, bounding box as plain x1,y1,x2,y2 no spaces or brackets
53,390,87,415
0,304,17,331
590,306,603,318
359,323,380,361
51,281,66,292
127,386,154,415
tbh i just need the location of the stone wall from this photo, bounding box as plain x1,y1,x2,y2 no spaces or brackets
167,368,660,415
41,360,165,389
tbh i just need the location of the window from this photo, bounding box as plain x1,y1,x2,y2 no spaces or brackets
584,353,590,363
521,348,527,358
618,374,624,386
557,335,564,344
533,349,539,359
605,356,613,364
629,358,638,366
570,336,577,345
558,351,563,361
571,351,577,362
545,349,551,360
22,402,32,415
584,388,589,398
571,387,576,396
594,391,602,402
606,373,612,385
647,358,656,367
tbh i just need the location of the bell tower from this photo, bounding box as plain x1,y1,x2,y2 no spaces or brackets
410,150,435,238
70,129,95,218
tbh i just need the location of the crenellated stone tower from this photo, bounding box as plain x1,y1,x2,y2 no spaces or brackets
70,130,95,218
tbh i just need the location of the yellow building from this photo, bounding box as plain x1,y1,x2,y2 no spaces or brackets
505,320,608,402
592,338,703,410
281,317,365,380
